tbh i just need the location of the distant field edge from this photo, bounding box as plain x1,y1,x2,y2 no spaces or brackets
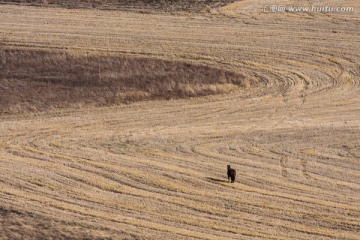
0,0,237,13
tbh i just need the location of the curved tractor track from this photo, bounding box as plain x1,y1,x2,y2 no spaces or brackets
0,1,360,239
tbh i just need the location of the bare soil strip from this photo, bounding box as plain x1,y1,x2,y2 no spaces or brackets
0,0,236,12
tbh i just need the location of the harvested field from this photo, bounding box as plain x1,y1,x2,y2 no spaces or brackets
0,0,360,239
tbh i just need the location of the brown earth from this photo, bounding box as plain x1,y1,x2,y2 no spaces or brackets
0,0,360,239
0,49,248,113
0,0,236,12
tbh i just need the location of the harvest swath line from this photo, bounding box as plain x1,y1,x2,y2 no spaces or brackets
1,0,360,239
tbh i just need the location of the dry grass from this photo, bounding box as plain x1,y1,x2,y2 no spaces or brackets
0,0,360,239
0,48,246,113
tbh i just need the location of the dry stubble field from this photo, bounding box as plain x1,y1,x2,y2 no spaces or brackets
1,0,360,239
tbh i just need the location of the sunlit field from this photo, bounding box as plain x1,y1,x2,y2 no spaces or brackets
1,0,360,239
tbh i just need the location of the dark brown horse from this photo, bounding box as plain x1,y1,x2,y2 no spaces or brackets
227,165,236,183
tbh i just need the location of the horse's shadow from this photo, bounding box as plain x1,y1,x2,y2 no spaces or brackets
206,177,227,183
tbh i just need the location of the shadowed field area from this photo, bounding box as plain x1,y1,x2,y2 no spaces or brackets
0,0,360,239
0,0,236,12
0,49,248,113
